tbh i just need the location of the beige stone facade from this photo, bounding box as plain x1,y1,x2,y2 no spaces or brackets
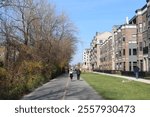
89,32,111,70
82,49,91,70
99,36,113,71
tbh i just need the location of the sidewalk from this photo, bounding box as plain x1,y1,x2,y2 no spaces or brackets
93,72,150,84
22,74,103,100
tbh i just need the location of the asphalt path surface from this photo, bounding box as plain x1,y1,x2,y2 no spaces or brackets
22,74,103,100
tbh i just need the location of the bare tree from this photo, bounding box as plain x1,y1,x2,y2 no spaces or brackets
0,0,78,99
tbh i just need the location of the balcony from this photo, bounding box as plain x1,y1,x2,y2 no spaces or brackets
143,46,148,54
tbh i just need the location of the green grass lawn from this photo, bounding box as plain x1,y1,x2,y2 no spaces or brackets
81,72,150,100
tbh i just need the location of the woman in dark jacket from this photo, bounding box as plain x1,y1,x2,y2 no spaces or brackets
76,69,81,80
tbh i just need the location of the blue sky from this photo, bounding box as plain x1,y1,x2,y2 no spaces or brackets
49,0,146,64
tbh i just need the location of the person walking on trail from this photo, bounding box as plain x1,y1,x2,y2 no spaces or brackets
69,69,73,80
76,69,81,80
134,66,139,79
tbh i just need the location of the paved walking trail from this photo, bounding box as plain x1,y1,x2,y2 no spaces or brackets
22,74,103,100
22,72,150,100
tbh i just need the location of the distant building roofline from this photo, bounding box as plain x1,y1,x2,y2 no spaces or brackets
135,4,147,13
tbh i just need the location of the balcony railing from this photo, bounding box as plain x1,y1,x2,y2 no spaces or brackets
143,46,148,54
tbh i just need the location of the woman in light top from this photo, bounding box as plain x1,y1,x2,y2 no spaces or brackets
69,69,73,80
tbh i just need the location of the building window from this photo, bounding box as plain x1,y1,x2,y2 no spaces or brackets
139,42,143,51
123,49,125,56
148,9,150,16
123,62,125,71
119,51,121,57
149,21,150,26
132,34,136,38
123,37,125,41
133,49,137,55
133,62,137,70
119,63,122,69
140,60,143,71
129,62,132,71
99,40,103,44
143,21,146,31
129,49,131,56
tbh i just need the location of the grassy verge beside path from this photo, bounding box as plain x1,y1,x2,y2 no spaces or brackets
81,72,150,100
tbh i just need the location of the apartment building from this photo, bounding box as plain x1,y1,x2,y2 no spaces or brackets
112,26,120,70
89,32,112,70
135,0,150,72
114,0,150,72
147,0,150,71
99,36,113,71
114,22,137,71
83,0,150,73
82,49,91,70
90,36,97,70
135,6,145,72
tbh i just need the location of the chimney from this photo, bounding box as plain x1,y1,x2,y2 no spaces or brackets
126,17,129,24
